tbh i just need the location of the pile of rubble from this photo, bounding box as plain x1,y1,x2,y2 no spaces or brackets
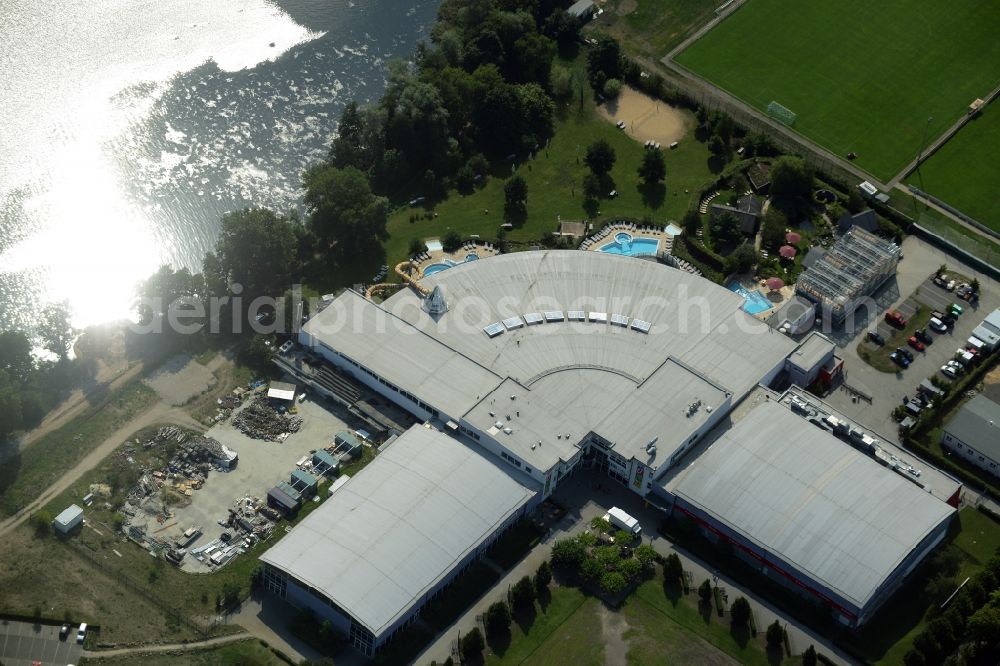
233,397,303,441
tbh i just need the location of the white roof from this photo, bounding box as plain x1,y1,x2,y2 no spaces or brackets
664,402,954,610
54,504,83,525
260,426,534,636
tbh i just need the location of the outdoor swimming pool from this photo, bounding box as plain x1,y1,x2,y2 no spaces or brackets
726,281,774,315
423,253,479,277
599,233,660,257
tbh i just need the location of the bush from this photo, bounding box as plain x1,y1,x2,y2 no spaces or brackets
618,557,642,581
535,561,552,590
511,576,535,610
581,556,603,580
603,78,622,99
765,620,784,649
729,596,751,626
442,230,462,253
551,538,587,568
460,627,484,661
802,645,817,666
484,600,511,636
600,571,628,595
590,516,612,533
30,510,53,536
634,544,657,569
682,209,702,236
724,243,758,275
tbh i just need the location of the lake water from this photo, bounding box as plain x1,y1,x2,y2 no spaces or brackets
0,0,439,330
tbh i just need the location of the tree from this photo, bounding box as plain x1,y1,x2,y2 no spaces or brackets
551,538,587,568
765,620,784,649
634,544,657,569
504,175,528,225
603,78,622,99
710,211,743,248
971,278,981,294
729,596,751,626
303,165,390,256
0,331,33,381
618,557,642,581
613,530,632,545
535,560,552,590
769,156,814,200
39,302,76,360
802,645,817,666
460,627,485,661
586,35,622,88
510,32,556,86
442,230,463,253
582,173,602,200
968,605,1000,644
549,65,573,101
724,243,758,275
638,149,666,185
205,208,299,300
585,140,616,176
543,10,580,52
682,209,702,236
484,600,511,635
511,575,536,610
902,648,927,666
600,571,627,595
760,208,787,250
408,238,425,257
0,370,24,437
698,579,713,603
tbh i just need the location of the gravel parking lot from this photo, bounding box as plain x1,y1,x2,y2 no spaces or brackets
156,396,355,572
0,619,84,666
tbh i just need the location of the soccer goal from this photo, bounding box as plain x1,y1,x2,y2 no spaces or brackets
767,101,797,127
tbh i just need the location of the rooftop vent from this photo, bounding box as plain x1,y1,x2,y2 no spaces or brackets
424,285,448,317
503,427,512,435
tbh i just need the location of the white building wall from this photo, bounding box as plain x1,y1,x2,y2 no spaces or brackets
941,432,1000,477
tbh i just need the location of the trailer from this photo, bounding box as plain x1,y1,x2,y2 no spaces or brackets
605,507,642,537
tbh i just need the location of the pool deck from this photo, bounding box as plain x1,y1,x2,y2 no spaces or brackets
729,274,796,321
579,221,677,255
412,240,500,277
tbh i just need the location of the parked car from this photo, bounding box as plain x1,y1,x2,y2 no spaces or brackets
885,310,907,328
59,624,70,640
897,347,914,362
76,623,87,644
949,303,964,317
891,352,910,368
940,364,958,379
907,336,925,351
929,317,948,333
915,328,933,344
867,330,886,345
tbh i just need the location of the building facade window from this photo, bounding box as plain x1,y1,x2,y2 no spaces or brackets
262,565,288,598
350,622,376,656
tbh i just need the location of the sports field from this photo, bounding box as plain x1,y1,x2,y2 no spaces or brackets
674,0,1000,182
906,103,1000,233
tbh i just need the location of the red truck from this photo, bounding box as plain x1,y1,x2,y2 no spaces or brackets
885,310,907,328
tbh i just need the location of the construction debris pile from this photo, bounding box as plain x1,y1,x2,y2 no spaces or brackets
233,397,303,442
176,495,278,568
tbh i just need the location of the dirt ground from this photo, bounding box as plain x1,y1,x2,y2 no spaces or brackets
596,86,691,146
144,355,218,407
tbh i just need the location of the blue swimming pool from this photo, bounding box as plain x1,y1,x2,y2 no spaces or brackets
599,233,659,257
423,253,480,277
726,281,774,315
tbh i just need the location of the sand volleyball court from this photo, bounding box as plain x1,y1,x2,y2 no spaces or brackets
597,86,689,145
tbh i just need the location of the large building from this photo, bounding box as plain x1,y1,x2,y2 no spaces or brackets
941,394,1000,478
260,426,534,655
661,402,954,625
266,250,954,653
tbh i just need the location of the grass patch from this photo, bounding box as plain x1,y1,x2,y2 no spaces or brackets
598,0,719,60
675,0,1000,181
0,380,158,516
485,586,594,665
906,104,1000,233
79,638,284,665
382,59,710,272
856,304,930,373
886,189,1000,267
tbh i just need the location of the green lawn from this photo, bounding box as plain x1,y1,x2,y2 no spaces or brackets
906,103,1000,233
486,581,775,666
886,189,1000,267
674,0,1000,181
0,380,158,516
382,92,710,271
599,0,719,60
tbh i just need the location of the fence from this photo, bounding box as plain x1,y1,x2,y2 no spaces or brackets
907,185,1000,242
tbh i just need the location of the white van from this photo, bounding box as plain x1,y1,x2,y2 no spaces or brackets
76,622,88,643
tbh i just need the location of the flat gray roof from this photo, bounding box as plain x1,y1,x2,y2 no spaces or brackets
786,332,834,372
260,426,535,637
945,394,1000,460
664,401,954,610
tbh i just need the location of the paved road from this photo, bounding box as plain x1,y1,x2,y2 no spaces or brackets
415,472,857,666
81,631,249,660
0,402,202,540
